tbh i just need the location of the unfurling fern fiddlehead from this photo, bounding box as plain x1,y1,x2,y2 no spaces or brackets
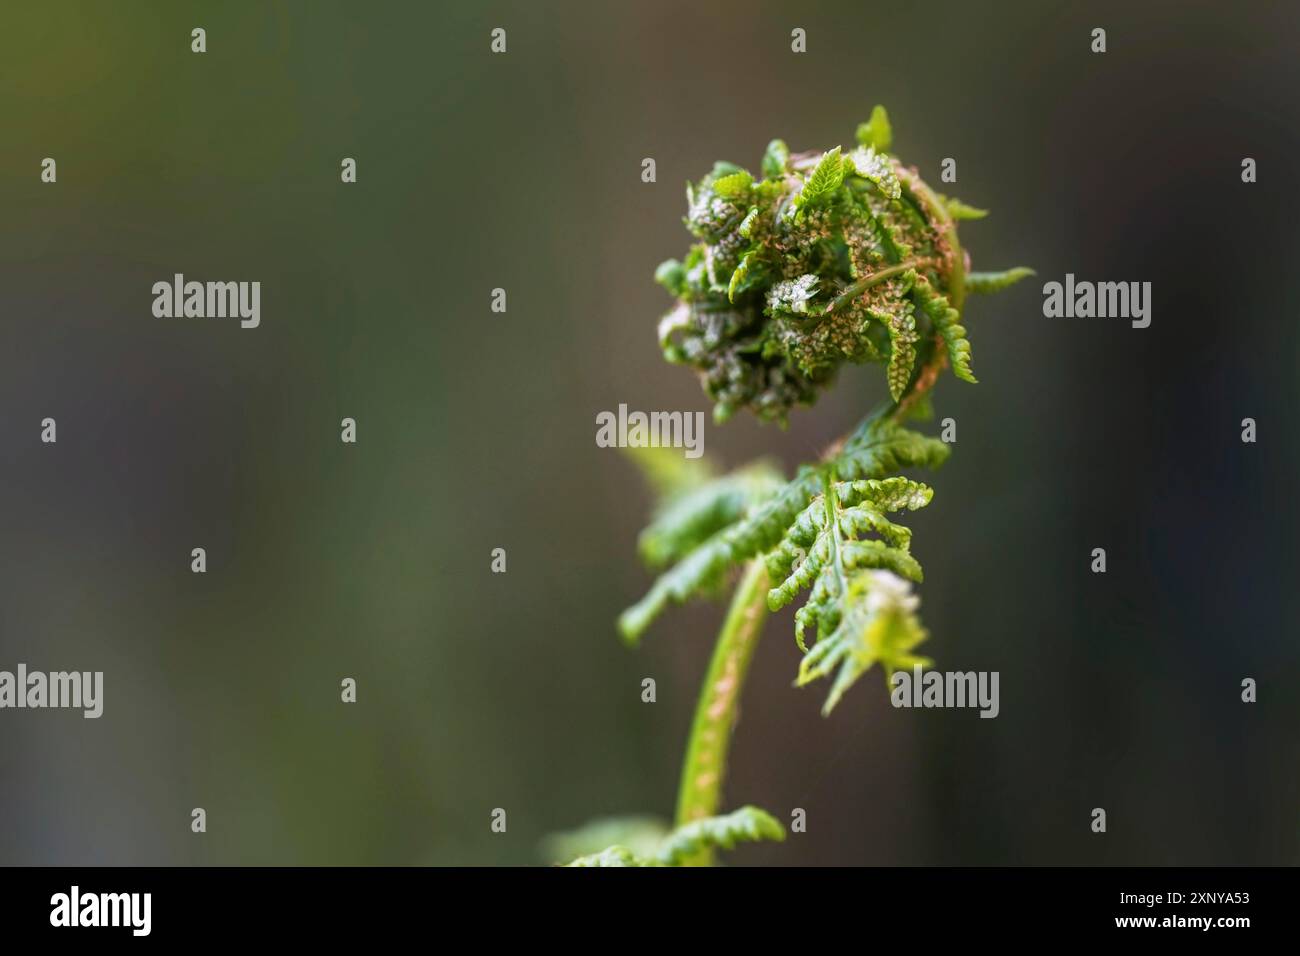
553,108,1030,867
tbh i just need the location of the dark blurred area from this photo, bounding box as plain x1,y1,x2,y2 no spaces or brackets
0,0,1295,865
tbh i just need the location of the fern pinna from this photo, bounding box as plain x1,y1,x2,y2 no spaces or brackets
555,108,1030,866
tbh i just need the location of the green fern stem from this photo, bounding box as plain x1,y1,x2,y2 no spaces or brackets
673,558,770,865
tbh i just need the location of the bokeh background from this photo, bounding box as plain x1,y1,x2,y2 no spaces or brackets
1,0,1296,865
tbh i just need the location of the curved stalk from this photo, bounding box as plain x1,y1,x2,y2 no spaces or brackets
673,559,770,865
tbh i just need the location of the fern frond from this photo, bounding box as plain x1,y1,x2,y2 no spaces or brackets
943,196,988,220
621,416,948,646
636,460,784,569
607,109,1032,870
834,415,951,479
793,146,846,211
727,249,763,303
870,295,919,401
713,169,754,201
912,271,975,383
797,570,931,714
619,461,793,642
655,806,785,864
619,529,745,642
854,104,892,152
632,109,1026,726
966,267,1035,295
846,146,901,200
558,806,784,866
655,113,1029,424
766,474,932,654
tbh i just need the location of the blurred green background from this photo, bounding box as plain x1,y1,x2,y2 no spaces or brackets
1,0,1296,865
